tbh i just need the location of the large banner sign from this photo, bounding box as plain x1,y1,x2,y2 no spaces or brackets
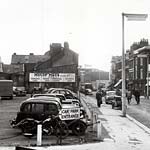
29,73,75,82
59,108,80,120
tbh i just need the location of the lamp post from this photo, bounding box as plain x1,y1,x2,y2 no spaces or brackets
147,55,149,99
122,13,148,117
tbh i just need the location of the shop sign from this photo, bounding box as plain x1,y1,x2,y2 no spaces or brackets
59,108,80,120
29,73,75,82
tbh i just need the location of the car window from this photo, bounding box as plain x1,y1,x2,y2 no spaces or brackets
32,103,44,113
59,90,66,95
56,95,65,101
23,103,31,112
107,92,115,96
53,90,60,94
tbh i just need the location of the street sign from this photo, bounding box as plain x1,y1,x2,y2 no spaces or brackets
137,54,147,58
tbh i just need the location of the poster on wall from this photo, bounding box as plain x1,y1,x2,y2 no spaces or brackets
29,73,75,82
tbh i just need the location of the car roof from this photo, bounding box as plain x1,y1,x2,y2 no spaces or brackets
32,93,66,100
51,88,73,92
22,97,62,106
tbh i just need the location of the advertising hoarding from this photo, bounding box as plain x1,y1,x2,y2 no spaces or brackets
29,73,75,82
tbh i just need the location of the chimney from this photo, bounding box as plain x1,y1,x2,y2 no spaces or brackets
64,42,69,50
29,53,34,55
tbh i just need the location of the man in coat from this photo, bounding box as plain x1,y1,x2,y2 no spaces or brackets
96,89,102,107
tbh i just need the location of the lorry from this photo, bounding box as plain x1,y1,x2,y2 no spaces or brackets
0,80,13,99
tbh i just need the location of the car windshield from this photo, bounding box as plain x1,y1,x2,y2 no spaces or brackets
107,91,116,96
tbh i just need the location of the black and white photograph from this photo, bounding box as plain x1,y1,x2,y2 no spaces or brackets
0,0,150,149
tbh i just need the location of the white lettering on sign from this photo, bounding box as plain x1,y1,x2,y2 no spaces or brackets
60,108,80,120
29,73,75,82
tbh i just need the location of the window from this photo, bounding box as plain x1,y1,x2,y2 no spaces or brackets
22,104,31,112
140,68,143,79
31,104,44,113
135,66,138,79
140,58,143,66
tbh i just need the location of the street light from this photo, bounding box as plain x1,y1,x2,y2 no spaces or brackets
122,13,148,117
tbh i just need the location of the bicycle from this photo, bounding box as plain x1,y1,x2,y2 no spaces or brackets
12,115,69,139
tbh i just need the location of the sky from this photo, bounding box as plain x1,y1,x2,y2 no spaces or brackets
0,0,150,72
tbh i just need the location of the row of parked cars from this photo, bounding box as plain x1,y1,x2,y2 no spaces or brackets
11,88,88,137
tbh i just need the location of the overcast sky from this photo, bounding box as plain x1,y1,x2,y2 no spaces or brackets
0,0,150,71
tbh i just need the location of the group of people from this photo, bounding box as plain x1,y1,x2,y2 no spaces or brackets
96,88,141,108
126,89,141,105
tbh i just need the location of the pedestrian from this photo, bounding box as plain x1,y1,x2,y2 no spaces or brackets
133,89,140,104
96,89,102,107
126,90,132,105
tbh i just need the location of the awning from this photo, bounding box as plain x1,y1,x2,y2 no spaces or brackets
114,79,122,88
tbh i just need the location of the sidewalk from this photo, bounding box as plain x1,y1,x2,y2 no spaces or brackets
2,102,150,150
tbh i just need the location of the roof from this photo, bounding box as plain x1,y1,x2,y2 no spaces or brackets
133,46,150,54
22,97,61,105
11,53,49,64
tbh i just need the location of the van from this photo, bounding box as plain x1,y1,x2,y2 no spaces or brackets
0,80,13,99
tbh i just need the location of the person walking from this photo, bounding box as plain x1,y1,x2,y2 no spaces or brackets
96,89,102,107
133,89,140,104
126,90,132,105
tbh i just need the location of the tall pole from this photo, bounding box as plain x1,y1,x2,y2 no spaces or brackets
147,55,149,99
122,13,126,117
121,12,148,116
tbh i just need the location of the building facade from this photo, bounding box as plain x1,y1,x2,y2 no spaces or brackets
110,46,150,96
11,42,79,93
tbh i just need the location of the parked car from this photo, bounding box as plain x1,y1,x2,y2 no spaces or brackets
11,96,87,136
11,97,62,125
105,91,116,104
85,88,93,95
111,95,122,109
13,86,27,97
31,93,86,119
47,88,78,99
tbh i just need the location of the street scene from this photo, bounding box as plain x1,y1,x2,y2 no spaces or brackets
1,0,150,150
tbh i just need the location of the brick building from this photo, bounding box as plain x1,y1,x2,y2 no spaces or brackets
110,46,150,96
11,42,79,93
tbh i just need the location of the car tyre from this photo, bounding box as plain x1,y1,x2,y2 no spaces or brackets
72,120,87,136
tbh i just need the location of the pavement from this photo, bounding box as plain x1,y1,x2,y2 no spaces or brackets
1,96,150,150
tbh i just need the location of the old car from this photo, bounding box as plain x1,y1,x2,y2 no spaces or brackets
111,95,122,109
31,93,86,120
12,97,61,124
84,88,93,95
105,90,116,104
47,88,78,99
11,95,87,136
13,86,27,97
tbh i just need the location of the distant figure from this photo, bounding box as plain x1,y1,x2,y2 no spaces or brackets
126,90,132,105
96,90,102,107
133,89,140,104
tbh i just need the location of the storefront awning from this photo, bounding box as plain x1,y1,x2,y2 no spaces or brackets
114,79,122,88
